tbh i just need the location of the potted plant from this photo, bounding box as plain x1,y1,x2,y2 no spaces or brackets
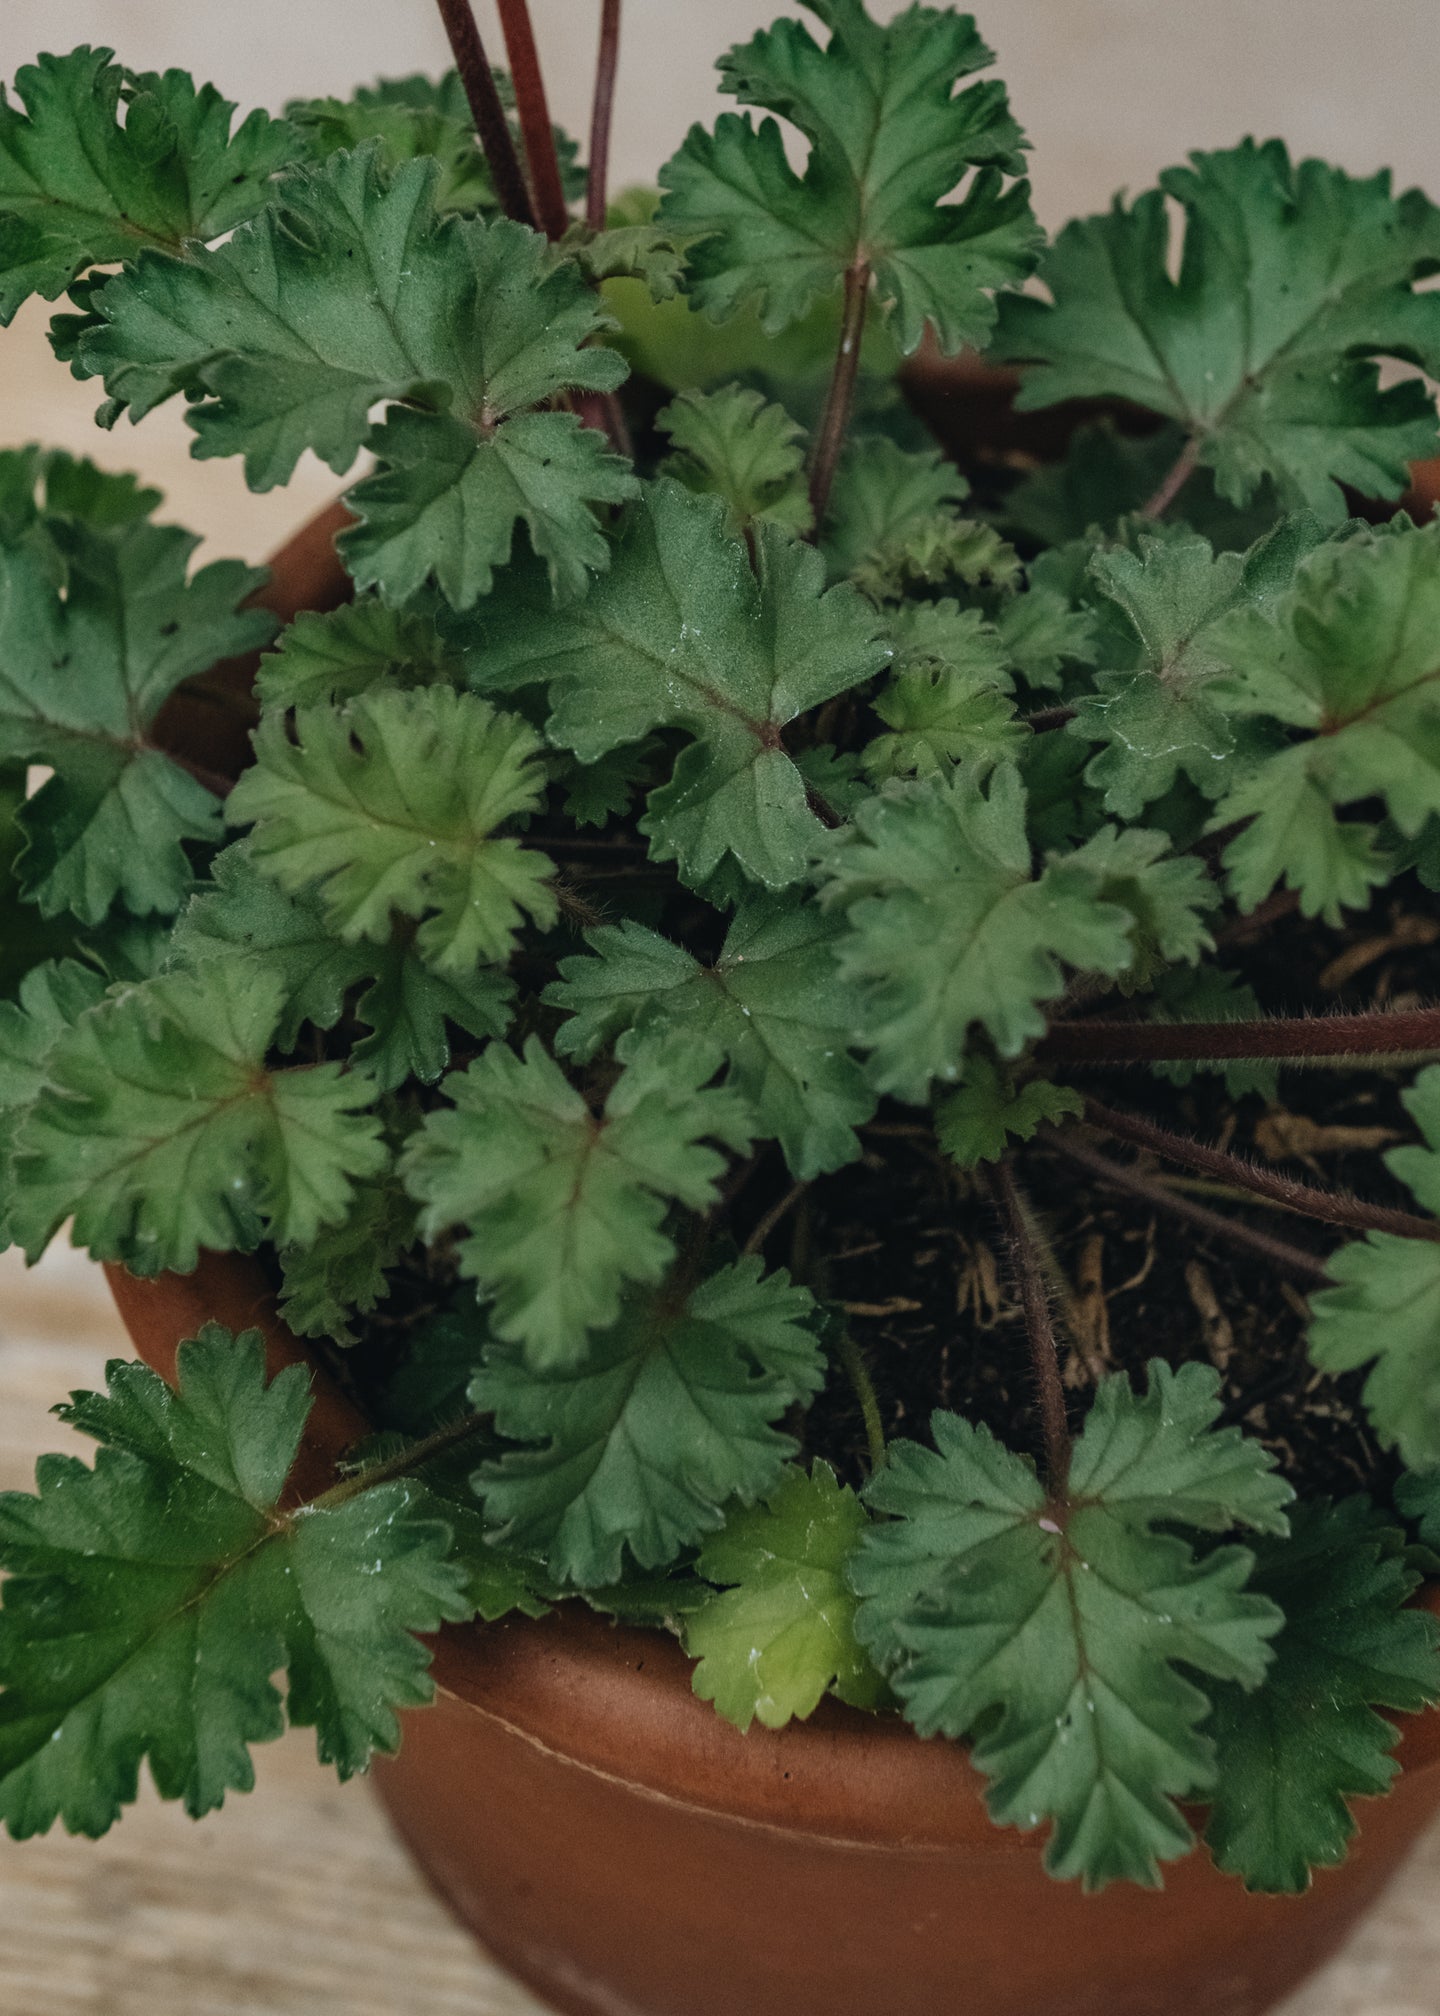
3,2,1440,2011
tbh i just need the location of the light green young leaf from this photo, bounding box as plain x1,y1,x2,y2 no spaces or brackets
0,1326,469,1837
687,1462,886,1731
824,438,969,584
658,0,1039,353
821,765,1136,1101
404,1033,753,1367
256,599,466,713
547,901,876,1180
1308,1067,1440,1468
1072,516,1330,820
472,1258,824,1586
565,221,686,302
79,151,634,605
171,842,514,1091
0,48,294,322
6,965,388,1274
228,687,557,980
465,481,888,889
1066,825,1217,983
865,618,1023,782
1208,521,1440,921
0,515,271,921
936,1058,1082,1168
996,141,1440,519
852,1362,1291,1888
1204,1498,1440,1893
657,385,811,538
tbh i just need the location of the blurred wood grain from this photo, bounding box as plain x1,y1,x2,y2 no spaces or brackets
1,1246,1439,2014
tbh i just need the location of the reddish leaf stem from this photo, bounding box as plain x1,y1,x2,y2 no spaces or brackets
808,257,870,528
1040,1006,1440,1068
1082,1099,1440,1245
587,0,622,232
495,0,572,239
1043,1127,1331,1284
991,1162,1073,1496
432,0,536,229
1142,435,1202,519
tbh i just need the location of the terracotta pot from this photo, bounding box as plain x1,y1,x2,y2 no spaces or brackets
105,1254,1440,2016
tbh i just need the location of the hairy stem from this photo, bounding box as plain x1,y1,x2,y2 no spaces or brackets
1083,1098,1440,1244
837,1328,887,1475
307,1408,490,1512
991,1162,1072,1495
432,0,536,228
495,0,571,239
1040,1005,1440,1068
807,257,870,528
1142,435,1202,519
1043,1127,1331,1284
587,0,622,232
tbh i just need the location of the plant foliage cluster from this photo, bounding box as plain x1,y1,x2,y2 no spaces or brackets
1,0,1439,1896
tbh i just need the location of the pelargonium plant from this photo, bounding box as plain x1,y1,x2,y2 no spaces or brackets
1,0,1440,1898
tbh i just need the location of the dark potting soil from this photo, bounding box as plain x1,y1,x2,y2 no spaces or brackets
787,874,1439,1507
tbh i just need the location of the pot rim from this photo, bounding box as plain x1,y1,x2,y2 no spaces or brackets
103,1251,1440,1862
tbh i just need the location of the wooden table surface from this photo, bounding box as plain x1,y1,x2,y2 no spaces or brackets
0,1245,1437,2016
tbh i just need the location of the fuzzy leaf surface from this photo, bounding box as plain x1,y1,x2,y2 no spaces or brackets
1209,521,1440,921
0,516,270,921
0,49,294,321
997,141,1440,518
657,385,810,538
257,599,465,713
6,966,387,1274
228,687,556,979
80,153,634,604
1308,1067,1440,1467
472,1259,824,1586
821,765,1136,1101
466,481,888,888
852,1363,1290,1887
658,0,1039,353
405,1034,753,1367
547,902,875,1179
0,1326,469,1837
1204,1498,1440,1893
687,1462,886,1730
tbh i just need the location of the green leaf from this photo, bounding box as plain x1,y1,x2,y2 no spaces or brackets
936,1058,1082,1168
547,901,876,1180
171,842,513,1091
996,141,1440,519
658,0,1039,354
6,965,388,1274
288,70,586,222
466,481,888,888
864,602,1023,781
79,151,634,606
852,1362,1291,1888
0,515,271,922
1309,1066,1440,1468
565,221,686,302
1071,516,1330,820
1066,824,1217,983
824,439,968,585
404,1032,752,1367
256,598,465,713
278,1176,416,1348
0,1325,470,1836
657,385,811,538
1208,521,1440,921
472,1258,824,1586
1204,1498,1440,1893
0,443,160,546
687,1462,886,1730
821,765,1136,1101
0,49,294,322
0,958,108,1236
228,687,557,980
